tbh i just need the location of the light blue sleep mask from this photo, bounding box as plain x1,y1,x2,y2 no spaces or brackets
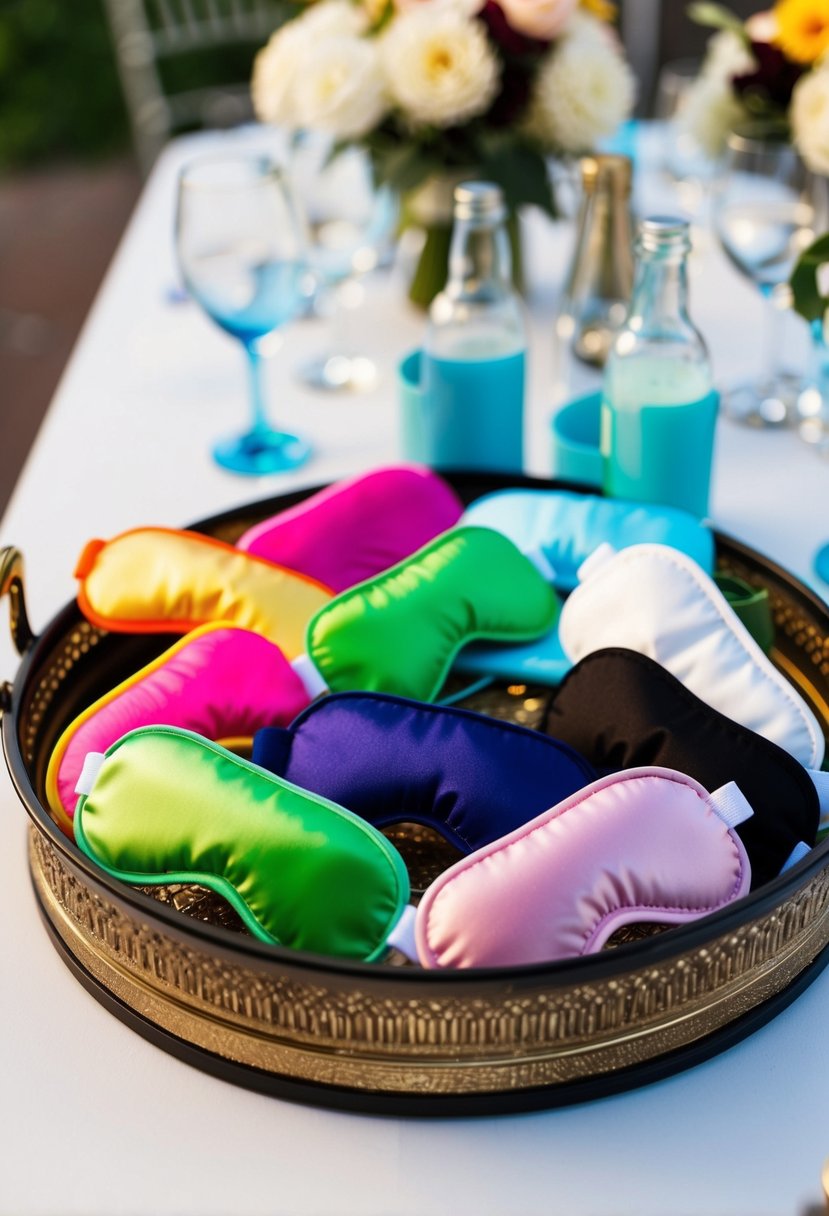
461,489,715,592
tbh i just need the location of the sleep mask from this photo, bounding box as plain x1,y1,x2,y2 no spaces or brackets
411,767,752,969
75,527,332,657
46,623,310,835
559,543,825,769
252,691,597,855
74,726,410,962
237,465,464,592
451,569,773,689
544,648,820,887
298,527,559,704
462,488,714,591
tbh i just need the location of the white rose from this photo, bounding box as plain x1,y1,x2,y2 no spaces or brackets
294,0,368,38
679,74,747,159
526,18,635,151
252,3,369,128
381,7,500,127
292,36,389,139
497,0,577,40
792,68,829,175
394,0,484,13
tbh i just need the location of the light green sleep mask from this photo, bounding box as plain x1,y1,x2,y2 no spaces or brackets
302,525,559,703
74,726,410,962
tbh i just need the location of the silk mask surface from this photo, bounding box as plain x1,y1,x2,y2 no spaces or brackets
75,527,332,657
252,691,597,854
46,623,310,833
558,543,825,769
414,767,753,969
544,648,820,887
237,464,464,592
74,727,410,961
304,526,559,703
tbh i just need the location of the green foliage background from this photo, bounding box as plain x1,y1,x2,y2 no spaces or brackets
0,0,129,167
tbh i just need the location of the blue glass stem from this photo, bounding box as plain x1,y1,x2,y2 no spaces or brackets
244,339,273,438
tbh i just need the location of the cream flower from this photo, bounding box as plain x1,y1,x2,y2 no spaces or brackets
497,0,578,40
792,67,829,174
394,0,485,12
252,22,306,126
381,7,500,127
679,74,747,158
526,16,635,151
292,36,389,139
252,2,369,128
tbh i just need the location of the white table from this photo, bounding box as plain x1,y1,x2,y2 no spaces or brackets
2,126,829,1216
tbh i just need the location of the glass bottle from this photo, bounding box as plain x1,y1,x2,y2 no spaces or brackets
554,154,634,371
601,215,717,518
421,181,527,473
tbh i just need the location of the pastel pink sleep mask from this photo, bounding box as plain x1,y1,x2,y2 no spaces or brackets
236,465,464,592
45,623,309,835
410,767,753,969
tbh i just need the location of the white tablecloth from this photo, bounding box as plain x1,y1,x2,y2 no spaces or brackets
1,125,828,1216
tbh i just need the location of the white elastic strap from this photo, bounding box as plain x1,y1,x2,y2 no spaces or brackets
290,653,329,701
386,904,418,963
522,546,556,584
577,542,617,584
709,781,754,829
808,769,829,833
780,840,812,874
74,751,106,797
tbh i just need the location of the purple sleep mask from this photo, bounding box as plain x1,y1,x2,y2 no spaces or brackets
236,465,464,592
251,691,597,855
412,767,753,969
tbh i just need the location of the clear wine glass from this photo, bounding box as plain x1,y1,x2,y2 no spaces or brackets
175,152,311,475
289,131,397,393
712,124,829,427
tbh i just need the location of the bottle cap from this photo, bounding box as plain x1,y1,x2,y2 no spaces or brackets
637,215,692,255
581,155,632,196
453,181,506,223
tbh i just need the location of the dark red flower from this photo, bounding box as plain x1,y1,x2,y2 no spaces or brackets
478,1,552,58
732,40,805,111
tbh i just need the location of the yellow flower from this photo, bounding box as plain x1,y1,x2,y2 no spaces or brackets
774,0,829,64
579,0,616,20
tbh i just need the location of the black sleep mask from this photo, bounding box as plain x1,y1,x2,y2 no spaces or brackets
543,647,822,887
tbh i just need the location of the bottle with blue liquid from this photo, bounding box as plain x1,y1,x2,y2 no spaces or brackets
421,182,526,473
601,215,718,518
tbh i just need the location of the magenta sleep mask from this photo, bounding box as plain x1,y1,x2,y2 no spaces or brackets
236,465,464,592
46,623,310,834
251,691,597,855
411,767,753,969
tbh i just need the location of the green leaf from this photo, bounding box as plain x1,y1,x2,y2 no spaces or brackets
687,2,749,39
790,233,829,323
477,139,555,216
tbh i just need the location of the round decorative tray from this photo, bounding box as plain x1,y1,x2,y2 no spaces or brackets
4,471,829,1117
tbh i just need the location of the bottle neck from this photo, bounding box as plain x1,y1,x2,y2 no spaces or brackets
628,254,690,329
446,219,512,299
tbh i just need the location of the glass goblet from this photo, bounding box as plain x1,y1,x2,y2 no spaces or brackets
175,152,311,475
289,132,397,393
712,125,829,427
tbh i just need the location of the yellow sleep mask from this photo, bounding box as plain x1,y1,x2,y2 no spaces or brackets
75,527,332,657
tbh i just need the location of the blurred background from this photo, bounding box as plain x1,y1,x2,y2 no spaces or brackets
0,0,759,514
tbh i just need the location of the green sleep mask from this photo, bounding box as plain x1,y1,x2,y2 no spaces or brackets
304,525,559,702
74,727,410,961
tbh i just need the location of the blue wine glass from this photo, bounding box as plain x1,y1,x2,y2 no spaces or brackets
175,153,311,475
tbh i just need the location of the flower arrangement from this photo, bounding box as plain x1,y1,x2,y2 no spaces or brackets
683,1,829,173
251,0,635,304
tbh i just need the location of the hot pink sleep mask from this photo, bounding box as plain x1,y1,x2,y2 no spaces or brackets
412,767,753,969
45,623,309,834
236,465,464,592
